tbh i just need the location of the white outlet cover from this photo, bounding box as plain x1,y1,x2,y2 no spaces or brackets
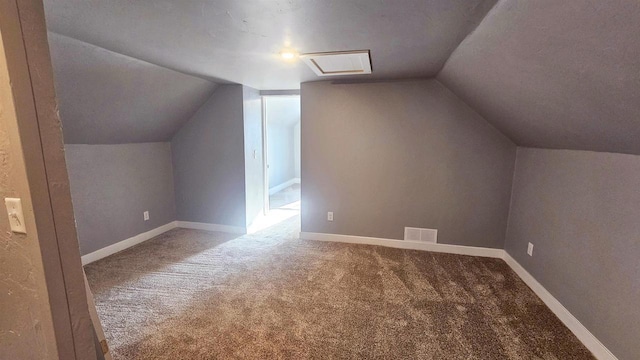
527,242,534,256
5,198,26,234
327,212,333,221
144,211,150,221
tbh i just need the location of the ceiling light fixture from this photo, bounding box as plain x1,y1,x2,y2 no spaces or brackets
280,48,298,61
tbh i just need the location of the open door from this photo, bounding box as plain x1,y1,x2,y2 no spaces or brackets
262,95,301,213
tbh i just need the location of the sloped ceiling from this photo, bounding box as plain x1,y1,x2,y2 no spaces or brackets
44,0,640,155
438,0,640,155
49,33,218,144
43,0,497,90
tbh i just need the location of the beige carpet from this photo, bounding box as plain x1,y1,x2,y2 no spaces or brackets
85,211,593,359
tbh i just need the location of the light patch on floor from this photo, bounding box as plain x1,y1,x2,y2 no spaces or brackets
249,184,300,234
84,185,593,359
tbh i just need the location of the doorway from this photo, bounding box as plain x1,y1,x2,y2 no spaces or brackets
262,95,301,214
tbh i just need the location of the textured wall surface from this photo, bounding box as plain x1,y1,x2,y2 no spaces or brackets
65,143,177,255
0,31,57,359
242,86,264,226
301,80,516,248
505,148,640,360
439,0,640,155
172,85,247,228
48,33,217,144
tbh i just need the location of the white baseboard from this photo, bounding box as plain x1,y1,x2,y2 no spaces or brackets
299,231,617,359
299,232,504,258
81,221,178,265
503,254,617,360
269,177,301,195
176,221,246,234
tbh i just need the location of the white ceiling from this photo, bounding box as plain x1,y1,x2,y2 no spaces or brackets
43,0,497,90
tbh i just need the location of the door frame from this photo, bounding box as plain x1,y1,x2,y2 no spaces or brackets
261,96,270,214
0,0,97,358
261,93,301,214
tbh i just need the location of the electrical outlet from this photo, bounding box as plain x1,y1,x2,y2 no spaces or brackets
527,242,534,256
143,211,150,221
327,211,333,221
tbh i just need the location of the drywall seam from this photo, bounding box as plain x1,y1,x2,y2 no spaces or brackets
176,221,247,234
300,232,504,258
81,221,178,265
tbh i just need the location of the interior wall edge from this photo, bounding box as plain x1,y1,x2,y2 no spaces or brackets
81,221,179,265
503,253,618,360
435,77,517,147
504,147,639,359
170,84,247,228
434,0,502,78
47,30,221,84
65,142,177,255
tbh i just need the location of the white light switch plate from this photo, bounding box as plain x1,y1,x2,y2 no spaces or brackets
327,212,333,221
5,198,26,234
143,211,150,221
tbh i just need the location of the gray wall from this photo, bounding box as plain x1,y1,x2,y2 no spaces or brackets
49,32,217,144
242,86,264,227
65,143,177,255
505,148,640,360
171,85,247,228
267,123,296,187
301,80,516,248
438,0,640,155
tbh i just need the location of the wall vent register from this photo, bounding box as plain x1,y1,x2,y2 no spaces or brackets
404,227,438,243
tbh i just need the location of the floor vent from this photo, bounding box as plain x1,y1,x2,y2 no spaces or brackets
404,227,438,243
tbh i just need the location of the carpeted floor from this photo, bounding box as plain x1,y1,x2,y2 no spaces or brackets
85,192,593,359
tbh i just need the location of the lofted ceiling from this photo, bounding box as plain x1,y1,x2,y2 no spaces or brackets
48,33,217,144
43,0,497,90
438,0,640,155
44,0,640,155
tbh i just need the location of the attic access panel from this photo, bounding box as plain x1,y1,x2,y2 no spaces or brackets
301,50,372,76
